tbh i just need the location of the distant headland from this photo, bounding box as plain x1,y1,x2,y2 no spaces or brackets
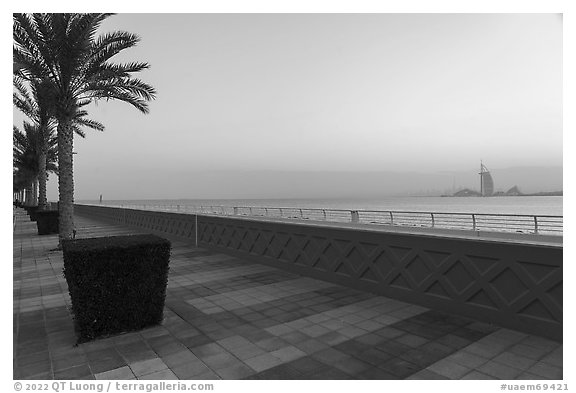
443,188,563,197
442,162,563,197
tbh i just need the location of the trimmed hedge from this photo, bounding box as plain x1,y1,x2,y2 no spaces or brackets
27,206,39,221
62,234,171,343
36,210,59,235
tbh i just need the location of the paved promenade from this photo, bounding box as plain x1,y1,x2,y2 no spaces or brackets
13,208,562,380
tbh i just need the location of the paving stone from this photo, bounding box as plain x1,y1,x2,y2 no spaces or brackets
452,327,490,341
355,333,387,346
477,360,524,379
52,352,88,371
490,328,529,343
88,356,127,374
338,326,367,339
311,348,350,364
22,372,53,380
255,337,290,351
217,335,252,350
192,369,221,379
443,351,489,369
16,351,51,367
120,349,158,364
309,367,353,380
460,370,497,380
526,362,563,380
509,343,554,360
85,347,122,361
191,342,227,358
333,356,372,375
406,369,450,380
300,324,332,338
426,358,471,379
540,349,563,368
358,366,398,380
16,342,50,358
228,344,267,360
378,357,421,378
516,372,552,380
334,339,371,356
171,361,212,379
147,336,187,357
399,347,445,368
270,346,307,362
293,339,330,355
53,364,92,380
466,322,499,335
180,334,213,349
129,358,168,377
215,362,256,379
95,366,135,380
493,351,538,371
355,320,383,331
138,369,179,380
244,353,284,372
375,340,413,357
16,360,52,379
285,356,330,375
521,336,561,352
161,350,201,369
464,342,508,359
249,364,305,380
265,324,295,336
436,333,473,349
396,334,430,348
420,341,455,358
280,330,311,344
203,352,242,370
356,348,394,366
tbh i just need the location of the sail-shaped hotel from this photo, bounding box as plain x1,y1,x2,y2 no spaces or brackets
479,162,494,196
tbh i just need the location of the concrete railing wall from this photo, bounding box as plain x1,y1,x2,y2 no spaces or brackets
75,204,563,341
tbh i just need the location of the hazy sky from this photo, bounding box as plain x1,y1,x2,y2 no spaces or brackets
11,13,563,200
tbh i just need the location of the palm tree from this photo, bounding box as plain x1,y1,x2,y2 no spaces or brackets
14,76,106,210
13,123,58,206
13,123,40,206
14,77,56,210
14,170,30,204
13,13,156,243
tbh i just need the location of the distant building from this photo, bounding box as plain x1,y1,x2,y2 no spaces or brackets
448,164,560,198
449,161,495,197
453,188,481,197
479,162,494,196
506,186,522,196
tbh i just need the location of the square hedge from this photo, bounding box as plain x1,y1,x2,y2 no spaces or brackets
27,206,39,221
36,210,59,235
62,234,171,343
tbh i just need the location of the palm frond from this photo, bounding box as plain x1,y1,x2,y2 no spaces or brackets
13,14,57,83
88,61,151,80
86,30,141,72
70,125,86,138
83,77,156,112
73,116,105,132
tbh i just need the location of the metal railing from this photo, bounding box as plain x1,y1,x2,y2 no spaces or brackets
88,203,563,236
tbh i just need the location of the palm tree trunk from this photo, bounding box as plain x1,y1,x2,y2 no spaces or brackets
25,183,32,205
33,177,39,206
57,119,75,244
38,151,48,210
